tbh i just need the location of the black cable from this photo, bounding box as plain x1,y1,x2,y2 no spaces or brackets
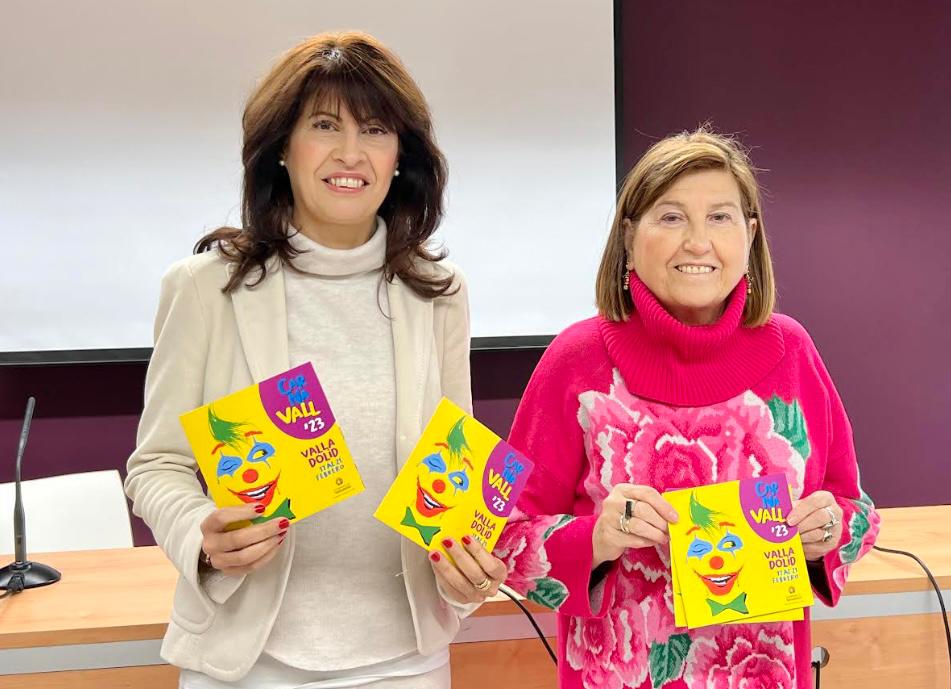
0,572,25,598
873,544,951,684
810,646,830,689
498,585,557,664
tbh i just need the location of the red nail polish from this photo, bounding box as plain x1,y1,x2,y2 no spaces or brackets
279,518,290,530
254,504,266,514
279,535,286,544
430,551,441,562
278,530,287,538
441,538,453,549
462,535,472,546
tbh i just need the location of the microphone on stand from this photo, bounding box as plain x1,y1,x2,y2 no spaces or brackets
0,397,61,593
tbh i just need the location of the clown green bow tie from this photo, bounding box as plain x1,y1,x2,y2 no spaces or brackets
401,507,442,546
251,498,296,525
707,591,749,616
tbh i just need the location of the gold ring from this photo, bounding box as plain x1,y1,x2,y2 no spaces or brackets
475,578,492,591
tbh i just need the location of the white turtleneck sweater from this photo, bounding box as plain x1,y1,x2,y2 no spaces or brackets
181,219,449,688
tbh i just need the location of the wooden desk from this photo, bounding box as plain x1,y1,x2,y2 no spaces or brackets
809,505,951,689
1,506,948,689
0,547,557,689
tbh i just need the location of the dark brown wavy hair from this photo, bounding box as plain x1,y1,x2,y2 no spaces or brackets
195,31,452,298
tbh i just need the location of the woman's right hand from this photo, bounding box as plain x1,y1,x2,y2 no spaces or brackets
592,484,679,569
199,504,288,577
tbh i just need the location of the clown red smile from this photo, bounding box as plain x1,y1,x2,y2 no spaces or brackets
230,474,281,508
415,478,450,517
695,568,741,596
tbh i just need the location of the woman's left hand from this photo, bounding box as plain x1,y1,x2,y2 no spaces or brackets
787,491,844,561
429,535,508,604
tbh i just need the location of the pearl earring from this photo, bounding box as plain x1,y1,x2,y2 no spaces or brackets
393,168,400,177
279,159,286,167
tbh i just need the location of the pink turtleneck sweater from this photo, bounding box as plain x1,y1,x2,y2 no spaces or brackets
495,274,880,689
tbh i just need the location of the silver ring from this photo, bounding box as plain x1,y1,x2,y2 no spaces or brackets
619,512,632,534
823,506,839,529
475,577,491,592
821,526,834,543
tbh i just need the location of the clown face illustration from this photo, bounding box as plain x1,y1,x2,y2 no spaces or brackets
402,416,473,545
208,407,295,522
416,449,471,517
686,492,749,615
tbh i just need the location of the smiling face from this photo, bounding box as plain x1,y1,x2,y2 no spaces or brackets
627,168,756,325
412,416,474,524
283,99,399,247
215,432,282,508
207,409,285,518
685,492,748,599
414,446,472,520
687,523,747,597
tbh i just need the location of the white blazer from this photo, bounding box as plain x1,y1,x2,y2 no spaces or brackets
125,249,473,681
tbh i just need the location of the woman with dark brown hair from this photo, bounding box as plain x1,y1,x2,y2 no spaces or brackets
125,31,505,688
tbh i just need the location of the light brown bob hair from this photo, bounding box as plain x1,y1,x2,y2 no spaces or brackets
196,31,452,298
596,127,776,327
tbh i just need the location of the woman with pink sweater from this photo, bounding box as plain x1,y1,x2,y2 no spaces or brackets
495,129,880,689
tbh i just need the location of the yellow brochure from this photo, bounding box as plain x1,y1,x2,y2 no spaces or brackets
665,473,813,629
374,398,534,557
180,362,364,526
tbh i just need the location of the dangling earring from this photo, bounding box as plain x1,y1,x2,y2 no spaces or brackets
746,269,753,295
393,168,400,177
623,269,630,290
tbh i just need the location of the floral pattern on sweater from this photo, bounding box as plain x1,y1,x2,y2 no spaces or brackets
563,371,808,688
683,623,796,688
494,512,575,609
497,314,880,689
577,370,807,499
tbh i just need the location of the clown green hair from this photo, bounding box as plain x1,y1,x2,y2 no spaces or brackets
207,407,246,448
689,492,721,534
446,416,471,464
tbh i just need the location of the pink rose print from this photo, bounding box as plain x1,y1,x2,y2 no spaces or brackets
684,624,796,689
579,372,806,500
642,583,676,647
577,376,653,504
567,592,653,689
567,371,806,687
565,547,677,688
621,551,674,646
495,510,566,597
567,612,627,689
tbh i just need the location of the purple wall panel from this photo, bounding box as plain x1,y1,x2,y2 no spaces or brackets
618,0,951,508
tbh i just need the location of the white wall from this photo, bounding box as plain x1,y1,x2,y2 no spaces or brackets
0,0,615,351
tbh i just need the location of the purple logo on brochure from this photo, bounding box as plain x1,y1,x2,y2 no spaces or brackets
260,363,335,439
482,442,534,517
739,473,796,543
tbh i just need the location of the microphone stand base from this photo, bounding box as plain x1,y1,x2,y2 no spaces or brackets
0,560,61,591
